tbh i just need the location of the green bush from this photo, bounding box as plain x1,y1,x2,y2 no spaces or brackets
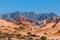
40,36,47,40
31,34,37,37
0,33,9,38
16,34,21,38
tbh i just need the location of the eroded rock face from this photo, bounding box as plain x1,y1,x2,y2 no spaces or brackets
15,16,25,22
0,16,60,40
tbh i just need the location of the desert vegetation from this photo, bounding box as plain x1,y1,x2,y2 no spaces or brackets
0,31,47,40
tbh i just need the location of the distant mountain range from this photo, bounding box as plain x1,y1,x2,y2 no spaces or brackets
0,11,57,21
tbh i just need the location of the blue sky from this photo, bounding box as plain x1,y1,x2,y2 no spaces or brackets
0,0,60,15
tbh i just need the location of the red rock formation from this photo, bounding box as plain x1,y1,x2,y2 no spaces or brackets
15,16,25,22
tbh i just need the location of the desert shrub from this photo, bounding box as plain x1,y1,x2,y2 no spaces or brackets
14,27,25,31
27,38,33,40
18,29,20,31
19,27,25,30
35,39,39,40
0,33,9,38
20,36,25,39
16,34,21,38
27,32,31,35
1,25,5,27
0,31,1,33
58,30,60,33
3,33,9,37
14,27,18,30
34,27,36,29
30,28,32,30
7,34,15,40
14,31,17,33
8,37,11,40
31,34,37,37
27,32,31,37
40,36,47,40
4,28,8,30
8,34,14,38
44,32,47,35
